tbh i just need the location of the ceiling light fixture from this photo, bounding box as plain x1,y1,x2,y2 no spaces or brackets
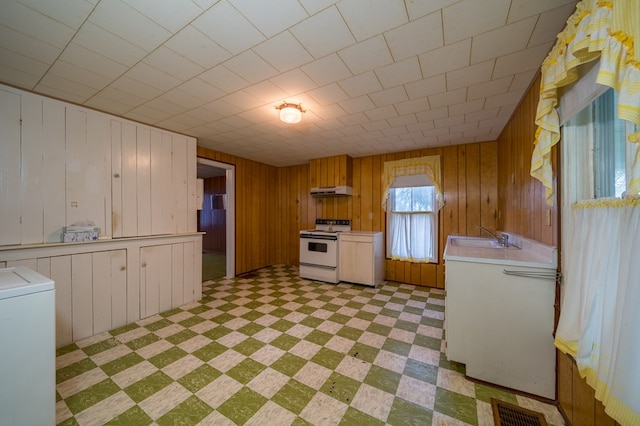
276,102,304,124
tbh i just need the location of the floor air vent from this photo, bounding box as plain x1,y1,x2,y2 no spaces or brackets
491,399,548,426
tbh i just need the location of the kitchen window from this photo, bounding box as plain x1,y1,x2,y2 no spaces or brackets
386,185,437,263
382,155,443,264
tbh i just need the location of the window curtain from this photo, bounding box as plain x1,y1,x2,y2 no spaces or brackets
555,198,640,425
531,0,640,204
388,209,435,262
382,156,443,211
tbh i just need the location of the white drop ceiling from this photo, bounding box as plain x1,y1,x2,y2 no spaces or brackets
0,0,578,167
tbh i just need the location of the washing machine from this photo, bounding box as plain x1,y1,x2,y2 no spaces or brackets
0,266,55,425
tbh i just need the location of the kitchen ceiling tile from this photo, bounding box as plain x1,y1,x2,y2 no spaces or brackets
243,80,288,104
339,95,376,114
369,86,408,107
199,65,251,93
290,6,354,59
406,0,458,21
0,1,76,49
338,72,383,98
528,4,577,47
89,0,171,52
493,43,552,79
0,0,580,167
301,54,352,87
165,26,231,69
270,69,319,96
375,56,422,89
253,31,314,73
470,17,537,64
467,76,512,101
446,60,495,90
298,0,338,15
36,74,97,103
143,46,205,81
364,105,398,120
308,83,349,106
223,50,278,84
192,1,265,54
507,0,577,24
337,0,407,42
384,12,443,61
419,39,471,79
17,0,95,29
72,22,147,67
0,48,48,87
229,0,308,38
404,74,446,99
122,0,204,33
338,35,393,75
124,61,181,91
47,60,111,90
0,25,63,65
449,99,485,116
59,43,128,81
442,0,510,45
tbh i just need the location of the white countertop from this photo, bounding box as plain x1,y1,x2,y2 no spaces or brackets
444,234,557,269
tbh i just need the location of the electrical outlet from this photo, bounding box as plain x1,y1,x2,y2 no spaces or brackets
546,209,551,226
368,212,373,220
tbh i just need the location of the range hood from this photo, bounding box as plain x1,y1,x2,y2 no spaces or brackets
310,185,353,196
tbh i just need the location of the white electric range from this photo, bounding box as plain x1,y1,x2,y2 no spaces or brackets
299,219,351,283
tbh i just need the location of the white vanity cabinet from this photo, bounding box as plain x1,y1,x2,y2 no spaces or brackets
339,232,383,287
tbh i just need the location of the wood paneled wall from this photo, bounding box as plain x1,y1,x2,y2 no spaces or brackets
497,74,617,425
275,144,498,288
197,147,277,275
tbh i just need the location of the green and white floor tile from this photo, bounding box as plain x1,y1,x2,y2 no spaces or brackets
55,264,565,425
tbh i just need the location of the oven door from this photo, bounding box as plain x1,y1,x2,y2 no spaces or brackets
299,234,338,268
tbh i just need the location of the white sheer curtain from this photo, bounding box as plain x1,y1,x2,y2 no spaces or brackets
388,202,435,263
555,200,640,424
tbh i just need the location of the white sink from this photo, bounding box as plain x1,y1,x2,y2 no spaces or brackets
448,236,511,249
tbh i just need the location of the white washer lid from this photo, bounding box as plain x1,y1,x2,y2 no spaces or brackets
0,267,55,300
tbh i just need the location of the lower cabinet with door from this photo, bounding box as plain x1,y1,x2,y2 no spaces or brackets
339,232,383,287
0,233,202,347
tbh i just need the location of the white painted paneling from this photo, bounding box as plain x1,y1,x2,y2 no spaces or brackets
0,89,22,246
150,130,173,235
51,255,72,347
20,94,45,244
186,136,197,233
121,122,138,237
87,111,112,238
65,107,87,227
36,257,51,278
71,253,93,341
111,249,127,329
183,240,197,302
171,243,184,308
92,251,112,335
6,258,38,270
111,121,123,238
140,244,172,317
172,136,188,233
136,127,152,236
42,99,67,243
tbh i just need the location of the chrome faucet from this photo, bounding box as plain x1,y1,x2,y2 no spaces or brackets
478,226,509,247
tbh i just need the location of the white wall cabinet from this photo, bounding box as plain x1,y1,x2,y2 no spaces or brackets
339,232,383,287
0,84,197,245
0,234,202,348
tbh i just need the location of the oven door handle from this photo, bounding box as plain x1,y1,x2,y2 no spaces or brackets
300,262,336,270
300,234,338,241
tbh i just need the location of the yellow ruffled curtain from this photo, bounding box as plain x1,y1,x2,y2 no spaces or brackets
381,156,443,211
531,0,640,205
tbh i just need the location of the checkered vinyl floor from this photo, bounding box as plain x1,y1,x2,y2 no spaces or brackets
55,265,564,425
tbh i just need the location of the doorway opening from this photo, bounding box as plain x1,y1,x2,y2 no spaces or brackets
197,158,235,280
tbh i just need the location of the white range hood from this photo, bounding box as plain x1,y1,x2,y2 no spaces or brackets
310,185,353,196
